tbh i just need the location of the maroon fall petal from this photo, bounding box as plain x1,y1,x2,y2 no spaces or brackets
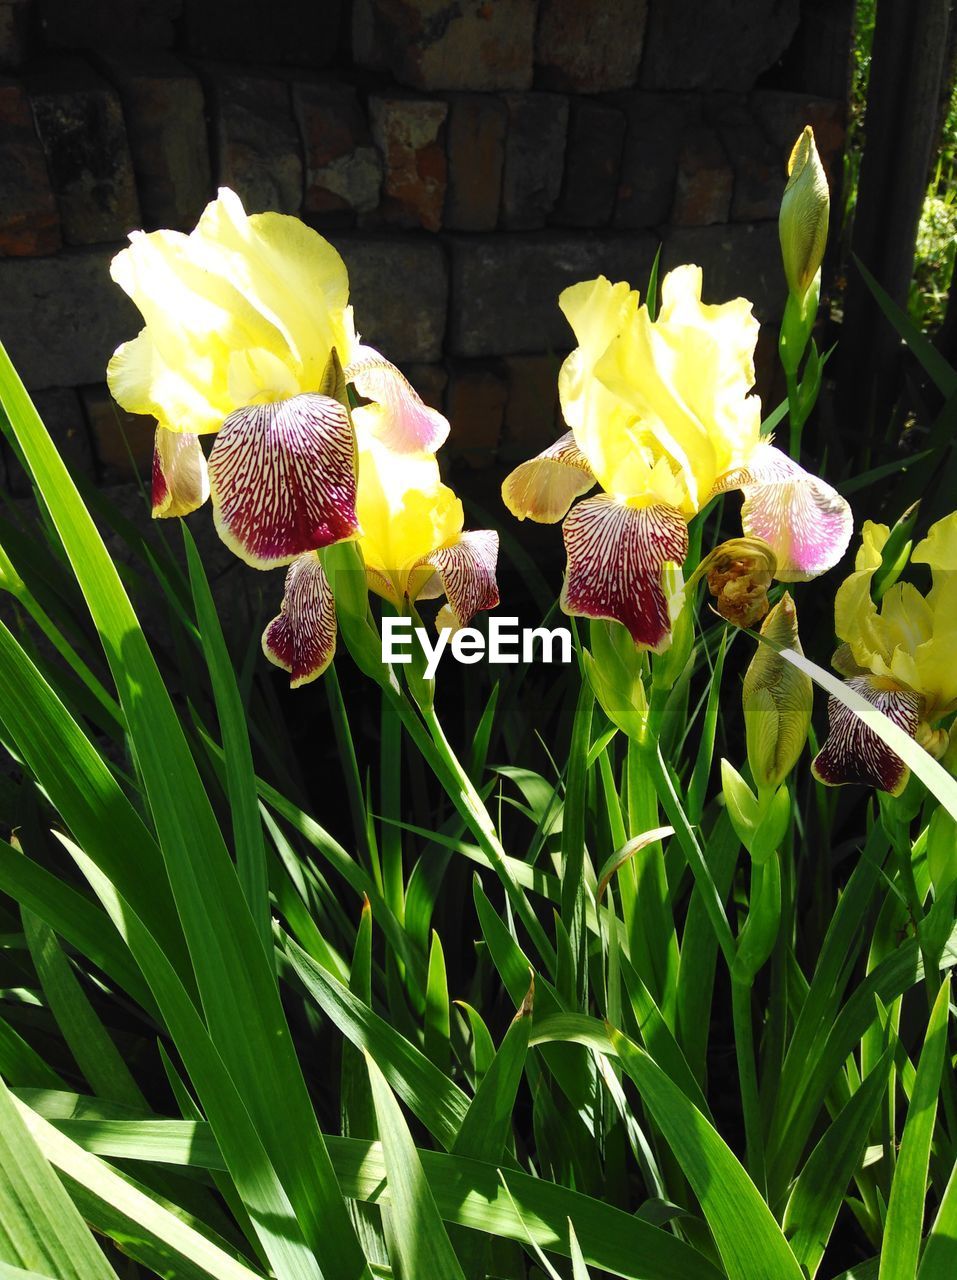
208,392,359,570
811,675,922,795
262,553,337,687
560,495,688,651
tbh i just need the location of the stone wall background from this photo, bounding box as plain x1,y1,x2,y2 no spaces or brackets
0,0,852,521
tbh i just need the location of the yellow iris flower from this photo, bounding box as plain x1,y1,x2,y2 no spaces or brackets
108,188,448,566
107,187,486,688
502,265,852,650
812,511,957,793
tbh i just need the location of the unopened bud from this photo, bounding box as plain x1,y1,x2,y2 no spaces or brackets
742,592,813,791
779,126,829,302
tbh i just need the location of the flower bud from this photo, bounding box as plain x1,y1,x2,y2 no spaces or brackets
742,592,813,791
779,126,829,303
690,537,777,629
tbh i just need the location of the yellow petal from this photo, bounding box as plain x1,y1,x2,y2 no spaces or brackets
594,264,761,506
356,431,463,599
912,509,957,572
107,188,352,435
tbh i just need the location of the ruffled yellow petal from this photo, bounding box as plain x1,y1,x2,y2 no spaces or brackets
107,188,353,435
912,509,957,572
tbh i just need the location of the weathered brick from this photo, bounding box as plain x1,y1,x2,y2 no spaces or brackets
32,386,95,477
446,361,506,468
36,0,180,49
98,52,211,231
369,94,447,231
613,92,696,228
0,1,30,71
371,0,537,91
662,223,786,322
536,0,648,93
337,235,447,363
81,383,153,482
672,126,733,226
715,99,783,222
293,79,381,218
553,98,625,228
750,91,845,186
351,0,388,70
501,354,562,461
0,79,60,255
184,0,340,67
0,248,138,390
444,94,506,232
447,232,656,357
640,0,800,92
205,67,302,216
500,92,568,230
28,59,140,245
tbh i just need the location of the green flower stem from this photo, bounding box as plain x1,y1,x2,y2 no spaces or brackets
324,663,380,893
625,734,678,1016
786,366,803,460
418,698,556,973
644,742,737,972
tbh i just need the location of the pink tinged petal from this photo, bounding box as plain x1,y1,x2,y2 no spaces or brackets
714,443,853,581
419,530,500,627
262,553,336,687
152,427,209,519
811,675,922,795
560,495,688,652
501,431,596,524
208,392,359,570
346,347,450,453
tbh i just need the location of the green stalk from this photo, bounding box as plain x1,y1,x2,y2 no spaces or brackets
625,736,678,1017
786,367,803,460
324,663,379,891
418,699,556,973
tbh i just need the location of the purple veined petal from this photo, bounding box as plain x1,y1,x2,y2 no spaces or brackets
208,392,359,570
501,431,596,524
345,345,450,453
418,530,500,627
713,442,853,581
811,674,922,795
560,494,688,651
262,552,337,687
152,427,210,519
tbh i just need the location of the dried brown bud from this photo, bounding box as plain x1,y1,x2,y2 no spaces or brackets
688,538,778,629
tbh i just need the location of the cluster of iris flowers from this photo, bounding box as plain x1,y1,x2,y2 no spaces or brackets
107,181,954,796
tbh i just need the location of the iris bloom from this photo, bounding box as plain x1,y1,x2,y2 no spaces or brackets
501,266,852,650
812,513,957,794
108,187,448,567
263,430,499,685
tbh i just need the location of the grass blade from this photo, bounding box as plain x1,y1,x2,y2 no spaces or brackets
879,977,951,1279
0,1075,116,1280
365,1053,467,1280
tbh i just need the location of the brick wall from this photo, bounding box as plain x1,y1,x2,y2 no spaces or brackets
0,0,851,503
